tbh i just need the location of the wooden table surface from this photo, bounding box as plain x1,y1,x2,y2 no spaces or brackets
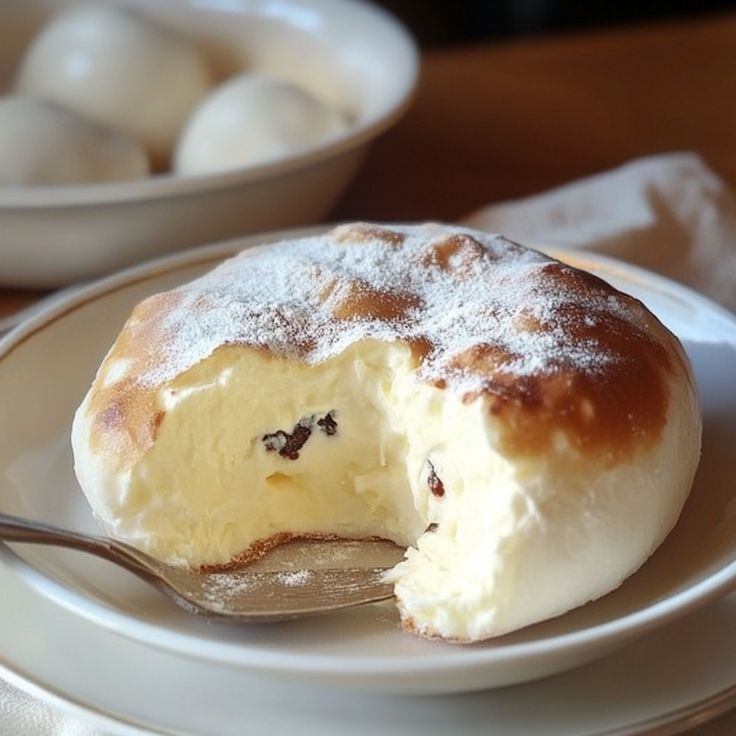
2,11,736,320
335,10,736,221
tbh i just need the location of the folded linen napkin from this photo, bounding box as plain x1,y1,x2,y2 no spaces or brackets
3,151,736,735
463,152,736,314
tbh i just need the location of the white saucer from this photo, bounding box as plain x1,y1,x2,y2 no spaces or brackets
2,561,736,736
1,229,736,695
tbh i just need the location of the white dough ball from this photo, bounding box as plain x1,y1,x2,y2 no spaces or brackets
0,96,149,185
174,74,348,175
16,3,212,166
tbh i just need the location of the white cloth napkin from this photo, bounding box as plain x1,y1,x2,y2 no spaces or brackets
0,679,105,735
4,151,736,735
463,152,736,314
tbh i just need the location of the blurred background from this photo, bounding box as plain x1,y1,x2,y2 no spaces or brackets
376,0,736,46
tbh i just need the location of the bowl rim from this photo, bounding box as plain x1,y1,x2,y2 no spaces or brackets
0,0,419,210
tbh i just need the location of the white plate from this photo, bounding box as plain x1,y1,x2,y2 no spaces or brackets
3,559,736,736
1,229,736,695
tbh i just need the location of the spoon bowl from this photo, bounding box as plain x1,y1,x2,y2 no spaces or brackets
0,512,403,622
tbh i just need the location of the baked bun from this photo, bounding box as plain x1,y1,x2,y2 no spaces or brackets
71,223,701,641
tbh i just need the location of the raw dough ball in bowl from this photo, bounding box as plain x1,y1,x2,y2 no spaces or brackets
16,3,212,167
0,96,149,185
174,74,348,175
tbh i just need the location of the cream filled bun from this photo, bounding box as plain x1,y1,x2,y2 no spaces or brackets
0,96,148,185
71,223,701,642
16,4,212,167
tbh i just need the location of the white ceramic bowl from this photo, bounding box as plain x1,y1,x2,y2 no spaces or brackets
0,0,418,288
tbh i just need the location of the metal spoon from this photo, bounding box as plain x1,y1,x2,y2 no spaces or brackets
0,512,403,622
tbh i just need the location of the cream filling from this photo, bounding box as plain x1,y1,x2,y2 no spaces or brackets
97,339,497,561
73,338,697,641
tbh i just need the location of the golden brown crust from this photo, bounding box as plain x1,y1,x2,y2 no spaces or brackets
82,223,691,474
87,291,186,469
197,532,300,571
453,264,684,464
332,223,406,246
197,531,390,572
399,615,474,644
321,277,422,322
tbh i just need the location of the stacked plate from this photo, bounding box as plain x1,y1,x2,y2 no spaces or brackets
1,229,736,734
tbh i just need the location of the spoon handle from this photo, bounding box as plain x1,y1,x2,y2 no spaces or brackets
0,511,117,560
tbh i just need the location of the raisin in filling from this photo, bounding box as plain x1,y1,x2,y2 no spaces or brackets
316,411,338,436
427,460,445,498
262,410,338,460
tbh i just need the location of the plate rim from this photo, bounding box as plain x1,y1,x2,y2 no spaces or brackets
2,564,736,736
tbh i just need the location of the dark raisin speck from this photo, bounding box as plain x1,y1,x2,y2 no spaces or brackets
317,410,338,436
262,411,337,460
262,417,313,460
425,522,439,533
427,461,445,498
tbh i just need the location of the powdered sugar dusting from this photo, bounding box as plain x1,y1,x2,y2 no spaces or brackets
135,223,644,394
198,569,313,613
276,569,313,586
